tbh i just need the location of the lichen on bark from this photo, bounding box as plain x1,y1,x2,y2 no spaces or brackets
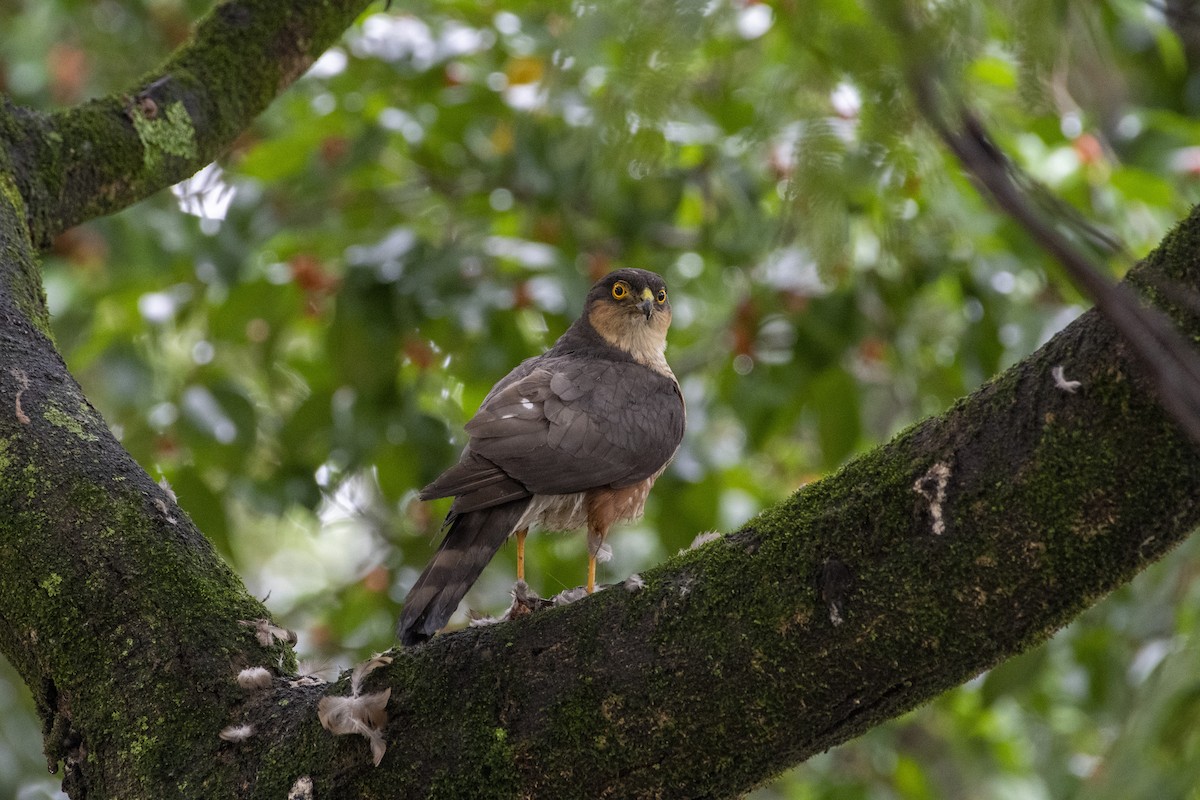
130,100,199,171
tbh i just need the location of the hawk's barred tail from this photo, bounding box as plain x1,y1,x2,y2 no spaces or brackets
397,498,531,647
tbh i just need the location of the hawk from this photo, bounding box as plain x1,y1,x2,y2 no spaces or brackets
398,269,685,646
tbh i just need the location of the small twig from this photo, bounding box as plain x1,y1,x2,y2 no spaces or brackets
909,72,1200,447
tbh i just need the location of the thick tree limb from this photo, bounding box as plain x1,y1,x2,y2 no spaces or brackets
0,0,372,249
0,163,286,796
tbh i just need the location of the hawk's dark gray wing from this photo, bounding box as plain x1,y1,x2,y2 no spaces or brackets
420,354,684,513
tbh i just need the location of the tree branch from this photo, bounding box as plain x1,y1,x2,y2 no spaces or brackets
916,98,1200,448
0,166,288,796
0,0,373,249
6,118,1200,792
177,207,1200,797
882,0,1200,449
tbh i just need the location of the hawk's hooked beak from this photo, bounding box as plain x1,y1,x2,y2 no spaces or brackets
638,289,654,320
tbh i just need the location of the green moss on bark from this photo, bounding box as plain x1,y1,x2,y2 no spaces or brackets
0,408,278,796
130,101,199,171
42,403,100,442
0,169,52,338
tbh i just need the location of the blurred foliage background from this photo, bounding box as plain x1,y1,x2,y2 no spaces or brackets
3,0,1200,797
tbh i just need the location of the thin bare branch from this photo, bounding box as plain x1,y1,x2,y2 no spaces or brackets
910,61,1200,448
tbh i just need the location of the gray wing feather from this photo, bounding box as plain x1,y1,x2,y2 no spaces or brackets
422,354,683,510
472,356,682,493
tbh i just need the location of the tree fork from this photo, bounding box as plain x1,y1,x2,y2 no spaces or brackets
1,0,1200,795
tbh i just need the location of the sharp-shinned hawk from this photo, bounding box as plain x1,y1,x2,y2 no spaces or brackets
397,269,685,646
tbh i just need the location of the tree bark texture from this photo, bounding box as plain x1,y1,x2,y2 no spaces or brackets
2,2,1200,798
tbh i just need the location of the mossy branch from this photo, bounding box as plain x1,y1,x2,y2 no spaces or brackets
0,0,373,249
198,210,1200,798
5,126,1200,793
0,166,286,796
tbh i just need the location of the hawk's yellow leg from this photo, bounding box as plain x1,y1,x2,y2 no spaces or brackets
515,528,528,582
586,555,596,593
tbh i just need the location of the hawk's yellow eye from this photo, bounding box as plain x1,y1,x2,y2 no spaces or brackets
612,282,629,299
656,289,667,303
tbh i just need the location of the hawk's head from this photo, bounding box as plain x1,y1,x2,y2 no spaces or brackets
584,269,673,368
